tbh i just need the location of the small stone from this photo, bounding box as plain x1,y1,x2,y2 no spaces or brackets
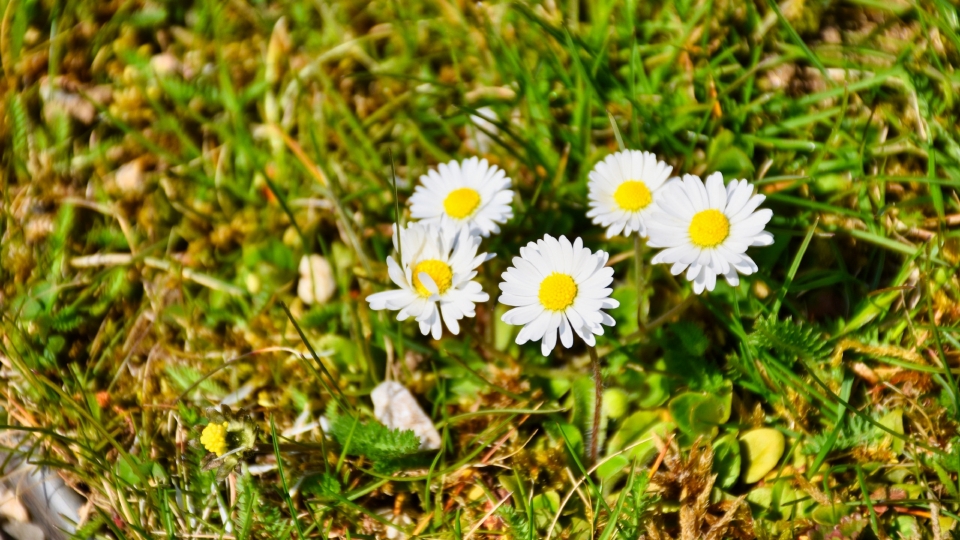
0,486,28,522
297,255,336,306
115,159,144,196
150,52,181,76
2,521,44,540
39,78,96,125
371,381,441,451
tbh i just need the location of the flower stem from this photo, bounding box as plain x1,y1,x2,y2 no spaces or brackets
634,234,647,327
588,345,602,466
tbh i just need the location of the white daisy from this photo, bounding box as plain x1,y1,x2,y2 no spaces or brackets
409,157,514,237
367,222,491,339
498,235,619,356
586,150,674,238
646,172,774,294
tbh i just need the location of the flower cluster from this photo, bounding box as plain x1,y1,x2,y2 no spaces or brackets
366,149,773,355
586,151,773,294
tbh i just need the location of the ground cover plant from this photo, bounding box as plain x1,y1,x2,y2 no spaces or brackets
2,0,960,538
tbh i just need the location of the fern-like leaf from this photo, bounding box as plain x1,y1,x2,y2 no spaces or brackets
165,365,226,396
620,470,656,538
749,315,830,363
803,414,874,456
328,408,420,464
49,308,82,332
497,504,531,540
9,93,30,178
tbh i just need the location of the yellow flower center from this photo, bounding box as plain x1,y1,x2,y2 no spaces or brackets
443,187,482,219
200,421,230,456
613,180,653,212
538,273,577,311
689,209,730,247
412,259,453,297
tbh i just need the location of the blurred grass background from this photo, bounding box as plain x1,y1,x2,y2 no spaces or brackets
2,0,960,538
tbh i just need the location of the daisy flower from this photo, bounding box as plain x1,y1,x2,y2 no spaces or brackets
586,150,673,238
646,172,774,294
409,157,514,237
498,235,619,356
366,222,491,339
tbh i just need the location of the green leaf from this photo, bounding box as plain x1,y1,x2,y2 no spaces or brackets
610,286,639,335
494,302,516,352
596,454,630,481
20,298,43,320
811,503,851,526
671,321,710,356
746,486,772,509
745,478,805,520
893,515,921,540
115,456,143,487
707,129,755,177
531,491,560,529
607,410,660,455
739,428,785,483
749,315,830,364
571,375,606,458
316,334,362,372
669,391,731,436
548,421,585,463
329,412,421,463
602,388,628,420
636,372,672,408
661,323,722,392
302,473,342,497
713,433,742,489
165,365,226,397
877,409,904,455
497,503,531,539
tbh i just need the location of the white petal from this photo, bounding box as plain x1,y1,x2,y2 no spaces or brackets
502,304,545,325
517,312,551,345
558,315,574,348
540,311,562,356
705,172,728,210
418,272,440,297
723,268,740,287
751,231,775,246
367,289,414,311
440,302,462,335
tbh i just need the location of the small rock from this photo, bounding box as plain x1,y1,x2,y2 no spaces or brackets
2,521,44,540
371,381,441,451
40,78,96,125
0,486,28,522
115,159,144,196
150,52,181,76
297,255,336,306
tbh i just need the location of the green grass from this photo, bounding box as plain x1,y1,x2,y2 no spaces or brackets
2,0,960,538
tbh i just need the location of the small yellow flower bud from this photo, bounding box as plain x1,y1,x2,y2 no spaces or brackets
200,422,230,456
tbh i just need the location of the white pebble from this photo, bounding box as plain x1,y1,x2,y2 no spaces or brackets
297,255,336,305
0,486,28,523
